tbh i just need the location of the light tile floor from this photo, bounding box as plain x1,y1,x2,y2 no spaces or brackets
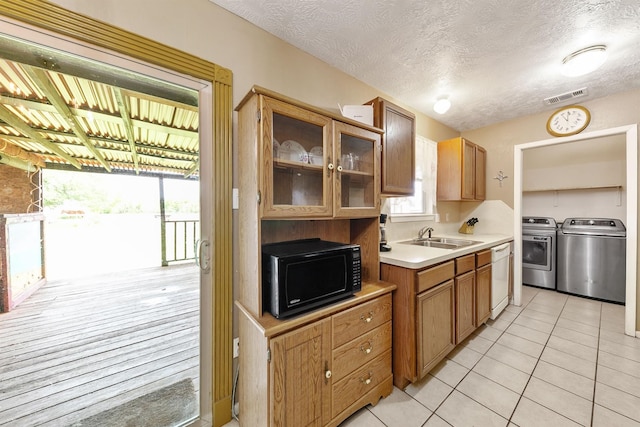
224,286,640,427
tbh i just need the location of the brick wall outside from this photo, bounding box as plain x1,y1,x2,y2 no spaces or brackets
0,164,41,214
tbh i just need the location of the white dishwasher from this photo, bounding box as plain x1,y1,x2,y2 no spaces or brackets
490,242,511,319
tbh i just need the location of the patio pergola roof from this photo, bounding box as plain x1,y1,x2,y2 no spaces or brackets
0,41,199,178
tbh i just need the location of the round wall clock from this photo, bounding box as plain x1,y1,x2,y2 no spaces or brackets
546,105,591,137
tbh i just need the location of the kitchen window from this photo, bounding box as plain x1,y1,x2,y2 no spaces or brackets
388,135,437,220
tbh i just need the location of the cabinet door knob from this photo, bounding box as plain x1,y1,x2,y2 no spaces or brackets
336,164,343,172
328,163,334,170
324,360,332,383
360,371,373,385
360,341,373,354
360,311,374,323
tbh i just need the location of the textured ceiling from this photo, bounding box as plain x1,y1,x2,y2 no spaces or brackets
210,0,640,131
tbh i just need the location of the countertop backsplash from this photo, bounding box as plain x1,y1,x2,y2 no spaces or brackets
382,200,514,243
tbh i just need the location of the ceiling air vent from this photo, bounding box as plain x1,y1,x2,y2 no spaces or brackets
543,87,588,105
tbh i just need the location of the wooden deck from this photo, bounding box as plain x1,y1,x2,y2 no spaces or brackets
0,264,200,427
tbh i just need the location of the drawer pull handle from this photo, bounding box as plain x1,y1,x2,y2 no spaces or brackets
360,341,373,354
360,371,373,385
360,311,374,323
325,370,332,379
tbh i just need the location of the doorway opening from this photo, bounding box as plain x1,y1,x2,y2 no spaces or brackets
0,18,215,427
0,4,233,424
513,125,638,337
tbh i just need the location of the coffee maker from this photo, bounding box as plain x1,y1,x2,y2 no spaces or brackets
379,214,391,252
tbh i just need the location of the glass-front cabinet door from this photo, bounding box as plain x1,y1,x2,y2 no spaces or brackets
333,122,380,217
261,97,333,217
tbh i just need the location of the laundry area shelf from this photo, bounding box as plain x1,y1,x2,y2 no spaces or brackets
522,184,622,193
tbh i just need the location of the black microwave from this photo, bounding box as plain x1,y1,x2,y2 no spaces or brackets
262,238,362,319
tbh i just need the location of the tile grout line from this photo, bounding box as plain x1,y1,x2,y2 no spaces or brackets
409,316,514,425
406,300,532,425
504,288,565,424
433,290,541,425
425,290,543,425
591,303,603,427
591,305,640,425
502,288,600,426
369,288,630,427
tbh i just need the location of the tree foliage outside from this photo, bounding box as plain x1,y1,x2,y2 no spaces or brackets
43,170,199,215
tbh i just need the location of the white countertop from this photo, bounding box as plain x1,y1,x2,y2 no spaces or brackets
380,233,513,270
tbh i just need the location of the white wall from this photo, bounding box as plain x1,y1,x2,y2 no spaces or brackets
522,188,626,224
522,133,627,223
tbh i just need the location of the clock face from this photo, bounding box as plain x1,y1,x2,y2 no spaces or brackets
546,105,591,136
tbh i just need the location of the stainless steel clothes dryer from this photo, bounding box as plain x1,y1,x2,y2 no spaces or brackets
522,217,557,289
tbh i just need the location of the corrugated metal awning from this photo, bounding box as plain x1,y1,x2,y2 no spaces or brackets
0,55,199,178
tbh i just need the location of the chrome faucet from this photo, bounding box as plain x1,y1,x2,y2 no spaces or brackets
417,226,434,239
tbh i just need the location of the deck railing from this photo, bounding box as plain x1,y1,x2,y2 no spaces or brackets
161,218,200,266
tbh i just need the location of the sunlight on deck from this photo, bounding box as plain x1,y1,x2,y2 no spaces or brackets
0,264,199,426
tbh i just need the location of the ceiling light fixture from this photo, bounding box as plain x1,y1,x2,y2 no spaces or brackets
561,45,607,77
433,97,451,114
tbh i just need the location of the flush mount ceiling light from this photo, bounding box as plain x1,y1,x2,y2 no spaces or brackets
561,45,607,77
433,97,451,114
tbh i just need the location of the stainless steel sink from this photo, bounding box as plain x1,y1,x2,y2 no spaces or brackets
400,237,482,249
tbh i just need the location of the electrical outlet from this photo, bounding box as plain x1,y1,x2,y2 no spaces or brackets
233,337,240,358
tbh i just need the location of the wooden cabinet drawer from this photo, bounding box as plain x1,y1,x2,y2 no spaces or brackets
416,260,454,293
333,294,391,348
456,254,475,274
331,350,391,418
332,321,391,381
476,249,491,267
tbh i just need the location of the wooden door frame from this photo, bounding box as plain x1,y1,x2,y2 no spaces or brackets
513,124,638,338
0,1,234,425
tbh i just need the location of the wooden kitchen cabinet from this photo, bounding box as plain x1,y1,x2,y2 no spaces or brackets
237,86,384,317
237,87,393,426
330,296,393,421
474,145,487,200
271,319,332,426
381,260,456,388
455,270,476,343
437,137,486,201
417,279,455,378
333,121,381,217
382,245,503,388
366,97,416,196
240,87,381,219
476,250,492,326
238,290,394,427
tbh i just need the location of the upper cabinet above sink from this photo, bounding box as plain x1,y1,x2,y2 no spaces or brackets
437,137,486,201
366,97,416,196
